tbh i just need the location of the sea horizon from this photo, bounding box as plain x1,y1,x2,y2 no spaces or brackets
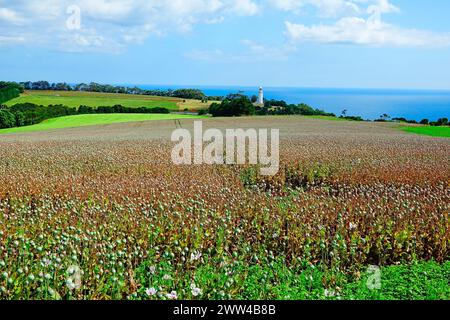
120,84,450,121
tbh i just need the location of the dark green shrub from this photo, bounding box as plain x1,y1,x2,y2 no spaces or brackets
0,110,16,128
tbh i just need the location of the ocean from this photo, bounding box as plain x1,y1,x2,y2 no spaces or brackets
136,85,450,121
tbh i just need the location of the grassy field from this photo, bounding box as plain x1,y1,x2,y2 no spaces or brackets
177,98,216,111
0,114,203,134
0,117,448,300
6,90,179,110
401,125,450,138
5,90,218,111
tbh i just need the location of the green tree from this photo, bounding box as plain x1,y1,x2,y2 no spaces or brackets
436,118,448,126
209,94,255,117
0,110,16,128
0,86,21,104
15,111,25,127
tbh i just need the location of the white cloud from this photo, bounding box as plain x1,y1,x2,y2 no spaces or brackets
0,34,26,45
269,0,398,17
0,0,260,52
241,39,296,59
367,0,399,15
1,0,449,53
0,7,23,25
284,0,450,47
232,0,260,15
269,0,361,17
186,39,295,62
285,18,450,47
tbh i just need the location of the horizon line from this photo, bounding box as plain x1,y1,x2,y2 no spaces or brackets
7,79,450,93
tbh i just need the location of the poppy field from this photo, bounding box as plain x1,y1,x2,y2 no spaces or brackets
0,117,448,300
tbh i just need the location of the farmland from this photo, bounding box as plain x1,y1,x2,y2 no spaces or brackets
0,114,203,134
5,90,214,111
401,125,450,138
0,117,449,300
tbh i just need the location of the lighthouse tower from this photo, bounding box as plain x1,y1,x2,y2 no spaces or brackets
257,86,264,105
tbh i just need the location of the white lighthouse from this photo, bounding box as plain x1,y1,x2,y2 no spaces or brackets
257,86,264,105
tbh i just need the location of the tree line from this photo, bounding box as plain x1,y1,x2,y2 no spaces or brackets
0,82,23,104
206,94,337,118
390,117,449,127
17,81,220,101
0,103,169,129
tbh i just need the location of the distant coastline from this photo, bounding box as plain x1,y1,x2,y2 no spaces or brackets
134,84,450,121
6,80,450,121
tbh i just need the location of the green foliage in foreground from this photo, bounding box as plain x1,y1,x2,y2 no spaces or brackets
0,114,204,134
342,261,450,300
130,259,449,300
401,125,450,138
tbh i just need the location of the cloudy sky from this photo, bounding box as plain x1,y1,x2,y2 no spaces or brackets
1,0,450,89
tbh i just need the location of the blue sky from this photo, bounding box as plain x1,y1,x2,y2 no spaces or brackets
1,0,450,89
